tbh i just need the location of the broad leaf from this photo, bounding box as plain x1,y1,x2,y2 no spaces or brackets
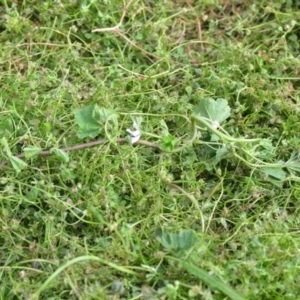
159,229,197,252
92,105,119,127
193,98,231,125
75,105,101,139
9,156,28,172
260,167,286,181
24,145,42,159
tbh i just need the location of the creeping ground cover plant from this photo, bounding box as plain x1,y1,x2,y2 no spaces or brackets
3,98,300,190
1,97,300,299
1,0,300,298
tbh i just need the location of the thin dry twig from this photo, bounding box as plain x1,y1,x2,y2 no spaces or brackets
92,0,164,61
92,0,134,33
114,29,161,61
185,0,204,52
0,138,160,168
171,18,186,45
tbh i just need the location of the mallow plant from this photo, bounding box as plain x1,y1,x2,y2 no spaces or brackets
1,97,300,189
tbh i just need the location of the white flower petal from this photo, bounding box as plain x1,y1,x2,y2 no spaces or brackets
126,124,141,144
130,134,140,144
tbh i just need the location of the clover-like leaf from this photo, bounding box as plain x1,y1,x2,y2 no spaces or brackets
193,98,231,126
159,135,176,151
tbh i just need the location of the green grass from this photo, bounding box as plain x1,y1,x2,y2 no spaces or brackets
1,0,300,299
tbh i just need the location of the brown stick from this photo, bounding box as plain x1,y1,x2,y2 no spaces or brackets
185,0,204,52
0,138,160,167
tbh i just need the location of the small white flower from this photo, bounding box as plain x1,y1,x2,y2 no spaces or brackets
212,120,220,130
126,121,141,144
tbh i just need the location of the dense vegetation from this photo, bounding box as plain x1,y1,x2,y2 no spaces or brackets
0,0,300,299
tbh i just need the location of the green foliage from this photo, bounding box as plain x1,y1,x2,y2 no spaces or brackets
286,151,300,173
159,229,197,253
8,155,28,172
92,105,119,127
75,104,119,139
1,137,12,156
1,0,300,299
75,105,102,139
260,166,286,181
159,135,176,151
50,148,69,163
0,116,14,137
23,146,42,159
181,261,245,300
193,98,231,126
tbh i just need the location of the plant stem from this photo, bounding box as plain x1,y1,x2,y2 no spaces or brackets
192,115,261,143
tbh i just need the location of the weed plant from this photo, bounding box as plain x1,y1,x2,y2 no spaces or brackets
0,0,300,299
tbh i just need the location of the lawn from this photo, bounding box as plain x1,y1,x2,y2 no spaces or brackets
0,0,300,299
